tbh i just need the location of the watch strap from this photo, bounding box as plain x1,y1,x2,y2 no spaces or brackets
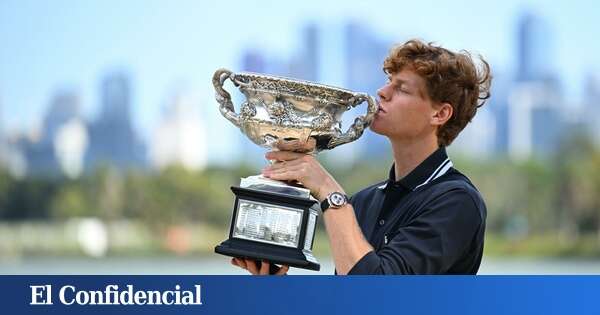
320,198,331,212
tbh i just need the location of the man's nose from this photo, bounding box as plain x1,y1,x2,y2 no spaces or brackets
377,86,388,102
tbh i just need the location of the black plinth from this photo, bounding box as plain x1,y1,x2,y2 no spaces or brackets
215,186,320,271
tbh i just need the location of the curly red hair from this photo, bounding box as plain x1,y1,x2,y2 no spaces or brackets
383,39,492,146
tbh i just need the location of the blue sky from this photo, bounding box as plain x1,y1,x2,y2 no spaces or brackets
1,0,599,139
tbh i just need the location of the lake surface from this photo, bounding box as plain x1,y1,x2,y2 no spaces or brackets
2,255,600,275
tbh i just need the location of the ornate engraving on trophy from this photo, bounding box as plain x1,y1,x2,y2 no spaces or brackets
240,101,257,120
233,200,302,248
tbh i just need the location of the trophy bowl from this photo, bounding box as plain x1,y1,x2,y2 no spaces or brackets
212,68,377,153
212,68,377,271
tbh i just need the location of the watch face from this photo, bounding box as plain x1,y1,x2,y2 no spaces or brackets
329,192,346,207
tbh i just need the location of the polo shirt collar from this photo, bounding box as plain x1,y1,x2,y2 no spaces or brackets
378,147,453,191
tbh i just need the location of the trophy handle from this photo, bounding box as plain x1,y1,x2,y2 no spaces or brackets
327,93,377,149
212,68,241,127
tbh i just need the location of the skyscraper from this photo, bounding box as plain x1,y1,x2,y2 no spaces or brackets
507,82,564,159
18,89,87,177
516,12,556,84
506,11,565,159
85,71,146,171
488,73,511,155
242,50,266,74
288,23,319,81
42,91,80,145
150,90,207,170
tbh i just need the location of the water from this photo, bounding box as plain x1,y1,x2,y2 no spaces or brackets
2,255,599,275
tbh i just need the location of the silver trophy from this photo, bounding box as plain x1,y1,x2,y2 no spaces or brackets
212,68,376,271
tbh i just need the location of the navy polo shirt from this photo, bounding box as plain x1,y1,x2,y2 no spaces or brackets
347,147,486,274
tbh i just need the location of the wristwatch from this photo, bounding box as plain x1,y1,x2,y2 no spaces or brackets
320,192,349,212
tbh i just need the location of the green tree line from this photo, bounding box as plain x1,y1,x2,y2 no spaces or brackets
0,133,599,253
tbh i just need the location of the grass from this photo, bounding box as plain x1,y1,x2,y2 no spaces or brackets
484,233,600,258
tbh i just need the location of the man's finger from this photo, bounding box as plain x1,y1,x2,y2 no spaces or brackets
275,265,289,275
265,164,303,175
259,260,270,275
266,159,303,170
265,151,306,161
245,259,259,275
234,258,247,269
265,169,298,181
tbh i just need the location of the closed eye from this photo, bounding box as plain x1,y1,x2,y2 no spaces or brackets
395,85,410,94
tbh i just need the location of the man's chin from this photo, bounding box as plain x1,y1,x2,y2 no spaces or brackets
369,123,386,136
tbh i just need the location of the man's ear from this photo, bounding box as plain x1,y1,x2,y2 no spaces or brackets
431,102,453,126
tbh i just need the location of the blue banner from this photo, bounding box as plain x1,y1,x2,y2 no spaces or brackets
1,276,598,315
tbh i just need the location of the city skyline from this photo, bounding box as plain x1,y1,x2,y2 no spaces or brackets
1,1,600,176
1,0,599,136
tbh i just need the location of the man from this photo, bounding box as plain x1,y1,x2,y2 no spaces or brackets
232,39,491,275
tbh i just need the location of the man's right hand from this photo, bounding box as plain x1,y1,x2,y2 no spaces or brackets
231,258,289,275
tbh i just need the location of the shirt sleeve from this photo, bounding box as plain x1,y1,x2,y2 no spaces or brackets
348,189,483,275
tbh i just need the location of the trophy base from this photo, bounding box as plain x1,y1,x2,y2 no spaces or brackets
215,185,321,272
215,238,320,271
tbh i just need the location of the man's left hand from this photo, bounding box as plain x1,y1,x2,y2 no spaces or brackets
262,151,344,201
231,258,289,275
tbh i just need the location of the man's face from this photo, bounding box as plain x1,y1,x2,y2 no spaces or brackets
370,68,438,141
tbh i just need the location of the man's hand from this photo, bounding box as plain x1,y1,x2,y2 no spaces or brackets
262,151,344,201
231,258,289,275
